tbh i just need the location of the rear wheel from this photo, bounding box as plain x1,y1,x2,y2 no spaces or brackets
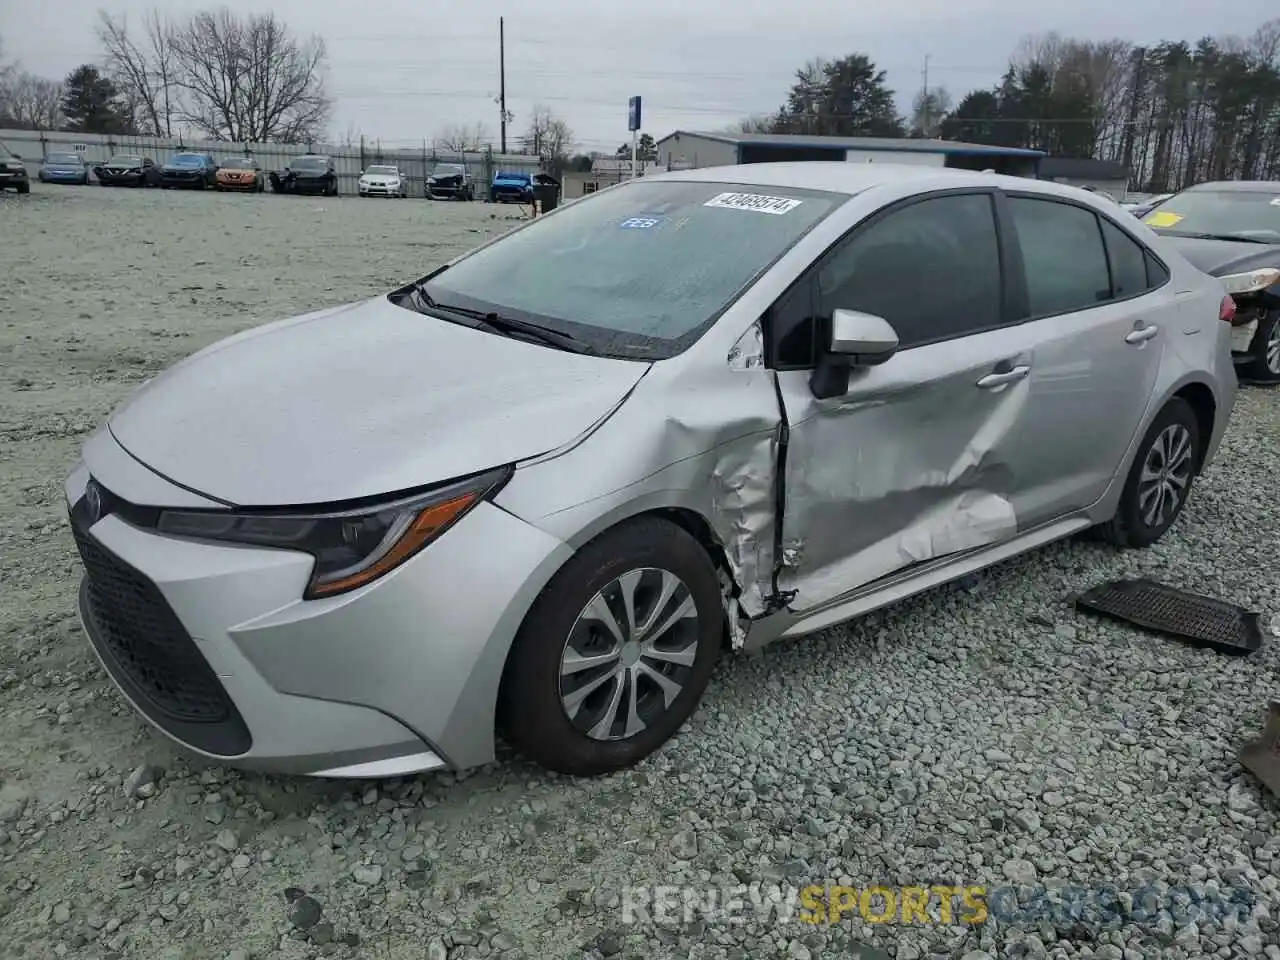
1096,398,1201,548
499,517,723,775
1242,309,1280,383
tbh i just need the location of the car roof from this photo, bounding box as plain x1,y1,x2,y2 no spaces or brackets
1184,180,1280,193
643,161,1101,202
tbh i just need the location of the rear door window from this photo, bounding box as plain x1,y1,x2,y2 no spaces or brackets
1008,197,1111,317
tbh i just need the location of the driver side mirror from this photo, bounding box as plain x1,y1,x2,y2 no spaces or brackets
809,309,899,400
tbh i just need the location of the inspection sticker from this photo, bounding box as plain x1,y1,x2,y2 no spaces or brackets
620,215,665,229
1144,210,1184,228
704,192,803,215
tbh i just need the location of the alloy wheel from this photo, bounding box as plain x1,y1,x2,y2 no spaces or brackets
1137,423,1194,528
558,567,700,741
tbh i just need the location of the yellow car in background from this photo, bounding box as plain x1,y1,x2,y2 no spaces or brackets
215,157,266,193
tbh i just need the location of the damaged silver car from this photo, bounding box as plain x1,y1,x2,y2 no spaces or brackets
66,163,1238,778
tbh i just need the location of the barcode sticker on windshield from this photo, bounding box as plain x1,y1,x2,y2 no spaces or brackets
704,192,803,215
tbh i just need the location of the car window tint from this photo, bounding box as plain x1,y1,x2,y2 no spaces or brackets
1009,197,1110,316
1100,218,1151,298
770,276,816,367
814,193,1002,349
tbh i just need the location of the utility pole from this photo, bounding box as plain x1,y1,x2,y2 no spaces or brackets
920,54,931,137
498,17,507,154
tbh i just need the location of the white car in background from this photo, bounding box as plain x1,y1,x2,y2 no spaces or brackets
358,165,407,198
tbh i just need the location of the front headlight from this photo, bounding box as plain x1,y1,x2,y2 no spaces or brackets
1221,268,1280,296
153,466,511,599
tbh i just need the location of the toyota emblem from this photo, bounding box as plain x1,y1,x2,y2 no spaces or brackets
84,480,103,523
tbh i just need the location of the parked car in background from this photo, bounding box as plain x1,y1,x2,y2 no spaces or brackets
65,164,1237,779
161,153,219,190
490,169,534,204
1125,193,1174,219
215,157,266,192
96,155,161,188
269,155,338,196
358,164,407,198
38,151,90,185
1142,180,1280,381
0,141,30,193
427,163,474,200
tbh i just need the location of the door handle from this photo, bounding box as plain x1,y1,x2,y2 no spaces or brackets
976,365,1031,389
1125,324,1159,344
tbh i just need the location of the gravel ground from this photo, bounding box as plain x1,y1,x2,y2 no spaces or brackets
2,184,1280,960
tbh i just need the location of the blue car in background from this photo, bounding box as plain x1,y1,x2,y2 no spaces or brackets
490,170,534,204
38,151,90,185
161,152,220,190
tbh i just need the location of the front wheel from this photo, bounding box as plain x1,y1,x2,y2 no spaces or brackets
1242,309,1280,383
499,517,723,776
1096,397,1201,548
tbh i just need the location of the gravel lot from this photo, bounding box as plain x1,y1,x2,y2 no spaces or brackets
2,183,1280,960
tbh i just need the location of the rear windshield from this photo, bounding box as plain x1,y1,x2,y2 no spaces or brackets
420,179,845,359
47,152,82,164
292,157,328,172
169,154,204,166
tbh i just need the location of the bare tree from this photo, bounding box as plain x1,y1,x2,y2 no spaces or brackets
159,8,329,142
521,104,574,171
731,114,776,133
97,10,177,137
0,70,63,128
910,86,952,137
435,122,491,152
337,119,361,148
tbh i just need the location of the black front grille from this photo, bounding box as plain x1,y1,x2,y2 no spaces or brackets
70,486,252,755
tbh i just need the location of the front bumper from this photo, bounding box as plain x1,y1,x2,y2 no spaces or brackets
41,170,86,182
100,171,144,185
359,182,402,196
216,177,259,191
162,173,207,187
65,445,572,777
0,169,29,186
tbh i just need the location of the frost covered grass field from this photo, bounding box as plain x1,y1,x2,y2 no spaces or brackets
1,183,1279,960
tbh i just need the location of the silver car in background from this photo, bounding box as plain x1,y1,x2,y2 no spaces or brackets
66,163,1237,778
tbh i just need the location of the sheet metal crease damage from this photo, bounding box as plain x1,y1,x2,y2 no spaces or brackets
772,365,1030,613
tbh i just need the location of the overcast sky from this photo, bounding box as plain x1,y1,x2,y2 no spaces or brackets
4,0,1277,154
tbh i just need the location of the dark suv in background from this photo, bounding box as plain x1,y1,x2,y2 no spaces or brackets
0,141,30,193
427,163,474,200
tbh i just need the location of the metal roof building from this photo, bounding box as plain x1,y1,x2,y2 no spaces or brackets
654,131,1045,177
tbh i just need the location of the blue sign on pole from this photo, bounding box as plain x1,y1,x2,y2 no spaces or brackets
628,96,642,133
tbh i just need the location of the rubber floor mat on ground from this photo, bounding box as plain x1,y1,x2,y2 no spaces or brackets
1074,578,1264,656
1240,701,1280,798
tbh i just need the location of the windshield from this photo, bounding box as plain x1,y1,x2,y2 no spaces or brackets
366,165,399,176
109,155,143,166
292,157,328,172
47,152,81,164
223,158,257,170
433,164,464,177
1145,189,1280,242
0,142,15,159
170,154,204,167
419,180,845,359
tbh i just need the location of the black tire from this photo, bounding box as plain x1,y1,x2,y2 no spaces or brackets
16,182,29,194
1096,397,1202,548
1241,309,1280,383
499,517,723,776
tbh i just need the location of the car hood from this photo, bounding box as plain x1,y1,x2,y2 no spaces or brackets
1158,234,1280,276
108,296,648,507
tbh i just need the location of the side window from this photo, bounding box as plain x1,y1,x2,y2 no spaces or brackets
814,193,1003,349
1008,197,1110,317
1099,217,1151,298
769,277,816,368
1145,251,1171,288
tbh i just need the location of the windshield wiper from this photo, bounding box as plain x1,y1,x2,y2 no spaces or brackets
1162,230,1277,244
406,284,596,355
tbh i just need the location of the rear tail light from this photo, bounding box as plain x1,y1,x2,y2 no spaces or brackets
1220,295,1236,324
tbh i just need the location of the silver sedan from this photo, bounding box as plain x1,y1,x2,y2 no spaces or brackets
66,163,1237,778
